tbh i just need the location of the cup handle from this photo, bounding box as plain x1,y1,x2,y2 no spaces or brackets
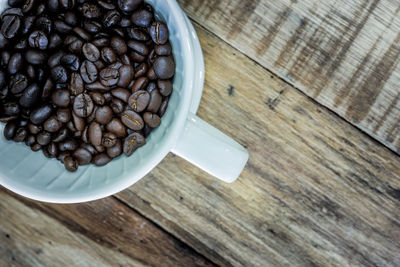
171,113,249,183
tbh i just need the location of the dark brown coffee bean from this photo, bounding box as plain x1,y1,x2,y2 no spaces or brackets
81,3,101,19
127,27,149,42
158,80,172,96
121,110,144,131
21,0,35,13
30,104,52,124
93,153,111,166
101,47,117,64
57,108,71,123
64,35,78,46
51,66,68,84
159,97,169,117
13,127,27,142
110,98,124,114
95,145,105,153
81,125,89,143
106,118,126,137
82,43,100,62
80,144,96,155
120,54,131,65
48,51,64,68
155,43,172,56
57,151,70,163
85,81,110,92
8,53,22,74
149,21,168,45
52,89,70,108
69,39,83,54
147,89,162,113
102,132,117,148
147,66,157,80
73,93,94,117
37,68,46,83
72,111,85,131
20,84,40,108
64,156,78,172
93,60,105,70
107,139,122,158
99,68,120,87
128,90,149,112
37,131,51,146
118,0,142,13
25,135,36,146
44,116,62,132
127,40,149,56
1,51,10,67
84,20,102,34
92,37,109,47
25,49,47,65
31,143,41,151
61,54,80,71
66,121,76,132
130,9,153,27
86,105,97,124
154,56,175,79
73,147,92,165
28,31,48,50
69,72,84,95
103,92,112,103
143,112,161,128
64,11,78,26
130,77,148,93
80,60,98,83
28,123,41,134
110,36,127,55
3,102,20,116
104,10,121,28
123,132,145,156
35,16,52,34
10,73,28,94
52,128,68,143
59,138,78,151
48,33,62,49
117,65,134,87
4,120,18,140
73,27,91,41
120,17,132,27
54,20,72,33
111,88,130,102
134,62,148,78
1,15,21,39
88,121,102,146
146,82,156,93
89,92,105,105
46,142,58,158
95,106,113,125
109,62,123,71
98,0,116,10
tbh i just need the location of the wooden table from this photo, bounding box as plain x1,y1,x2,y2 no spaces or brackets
1,0,400,266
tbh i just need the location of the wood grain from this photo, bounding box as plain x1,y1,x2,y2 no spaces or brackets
114,23,400,266
178,0,400,154
0,189,213,267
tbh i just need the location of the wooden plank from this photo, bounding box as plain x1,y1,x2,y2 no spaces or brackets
115,24,400,266
178,0,400,154
0,189,213,267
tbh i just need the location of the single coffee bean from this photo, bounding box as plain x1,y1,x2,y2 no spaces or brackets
106,118,126,137
51,66,68,83
158,80,172,96
95,106,113,125
102,132,117,148
25,135,36,146
131,77,148,93
22,0,35,13
134,62,148,78
109,61,123,70
131,9,153,27
80,144,96,156
155,43,172,56
88,92,104,106
88,121,102,146
1,51,11,67
92,37,109,47
110,98,125,114
110,36,127,55
149,21,169,45
73,147,92,165
3,102,20,116
127,40,149,56
86,81,110,92
84,20,102,34
37,131,52,146
127,28,149,42
153,56,175,79
64,156,78,172
48,51,65,68
159,97,169,117
67,121,76,132
69,72,84,95
61,54,80,71
13,127,27,142
118,0,142,13
28,31,48,50
104,10,121,28
69,39,83,54
56,109,71,123
20,83,41,108
54,20,72,33
53,128,68,142
120,54,131,65
52,89,70,108
48,33,62,49
107,139,122,158
28,123,41,134
73,93,94,118
117,65,134,87
64,35,78,46
4,120,18,140
93,153,111,166
10,73,28,94
44,116,62,133
123,132,145,156
64,11,78,26
30,104,52,124
143,112,161,128
31,143,41,151
80,60,98,83
81,3,101,19
8,53,23,74
121,110,144,131
111,88,130,103
47,142,58,158
1,15,21,39
101,47,117,64
71,111,85,131
73,27,91,41
59,138,78,151
82,43,100,62
147,66,157,80
128,90,150,112
25,49,47,64
147,89,162,113
99,68,120,87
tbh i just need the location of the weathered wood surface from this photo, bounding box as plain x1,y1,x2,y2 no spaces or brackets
178,0,400,154
115,24,400,266
0,189,212,267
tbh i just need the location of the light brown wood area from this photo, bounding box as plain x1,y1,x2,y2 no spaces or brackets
179,0,400,154
2,1,400,267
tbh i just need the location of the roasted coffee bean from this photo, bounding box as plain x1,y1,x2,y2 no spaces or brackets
89,92,105,105
53,128,68,142
25,135,36,146
120,54,131,65
35,16,52,34
149,21,169,45
95,144,105,153
81,3,101,18
103,92,112,103
118,0,142,13
159,97,169,117
120,17,132,27
0,33,9,48
123,132,145,156
92,37,109,47
107,139,122,158
80,60,98,83
95,106,113,125
3,102,20,116
81,125,89,143
31,143,41,151
47,142,58,157
22,0,35,13
128,90,149,112
73,27,91,41
88,121,102,146
143,112,161,128
147,89,162,113
69,72,84,95
25,49,47,64
158,80,172,96
13,127,27,142
127,40,149,56
0,115,18,123
8,53,23,74
36,3,46,14
111,88,130,103
86,81,110,92
131,9,153,27
54,20,72,33
154,56,175,79
127,27,149,41
102,132,117,148
14,38,27,49
57,151,70,163
64,156,78,172
8,0,24,7
59,138,78,151
73,147,92,165
51,66,68,83
52,89,70,107
134,62,148,78
73,93,94,117
69,39,83,54
64,11,78,26
99,68,119,87
131,77,148,93
64,35,78,46
121,110,143,131
84,20,102,34
21,15,34,35
1,15,21,39
48,51,64,68
10,73,28,94
101,47,117,64
57,108,71,123
147,66,157,80
98,0,115,10
28,31,48,50
61,54,80,71
36,68,45,83
110,98,124,114
4,120,18,140
82,43,100,62
30,104,52,124
93,153,111,166
80,144,95,155
66,121,76,132
20,83,40,108
117,65,134,87
110,36,127,55
147,82,157,93
1,51,11,67
155,43,172,56
43,116,61,133
104,10,121,28
28,123,41,134
72,111,85,131
37,131,52,146
59,0,75,10
48,33,62,49
109,61,123,70
106,118,126,137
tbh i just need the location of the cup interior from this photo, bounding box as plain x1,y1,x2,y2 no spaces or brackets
0,0,195,203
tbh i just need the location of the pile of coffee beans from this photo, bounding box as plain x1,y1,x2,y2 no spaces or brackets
0,0,174,172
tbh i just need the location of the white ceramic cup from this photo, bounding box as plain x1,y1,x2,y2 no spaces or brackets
0,0,249,203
